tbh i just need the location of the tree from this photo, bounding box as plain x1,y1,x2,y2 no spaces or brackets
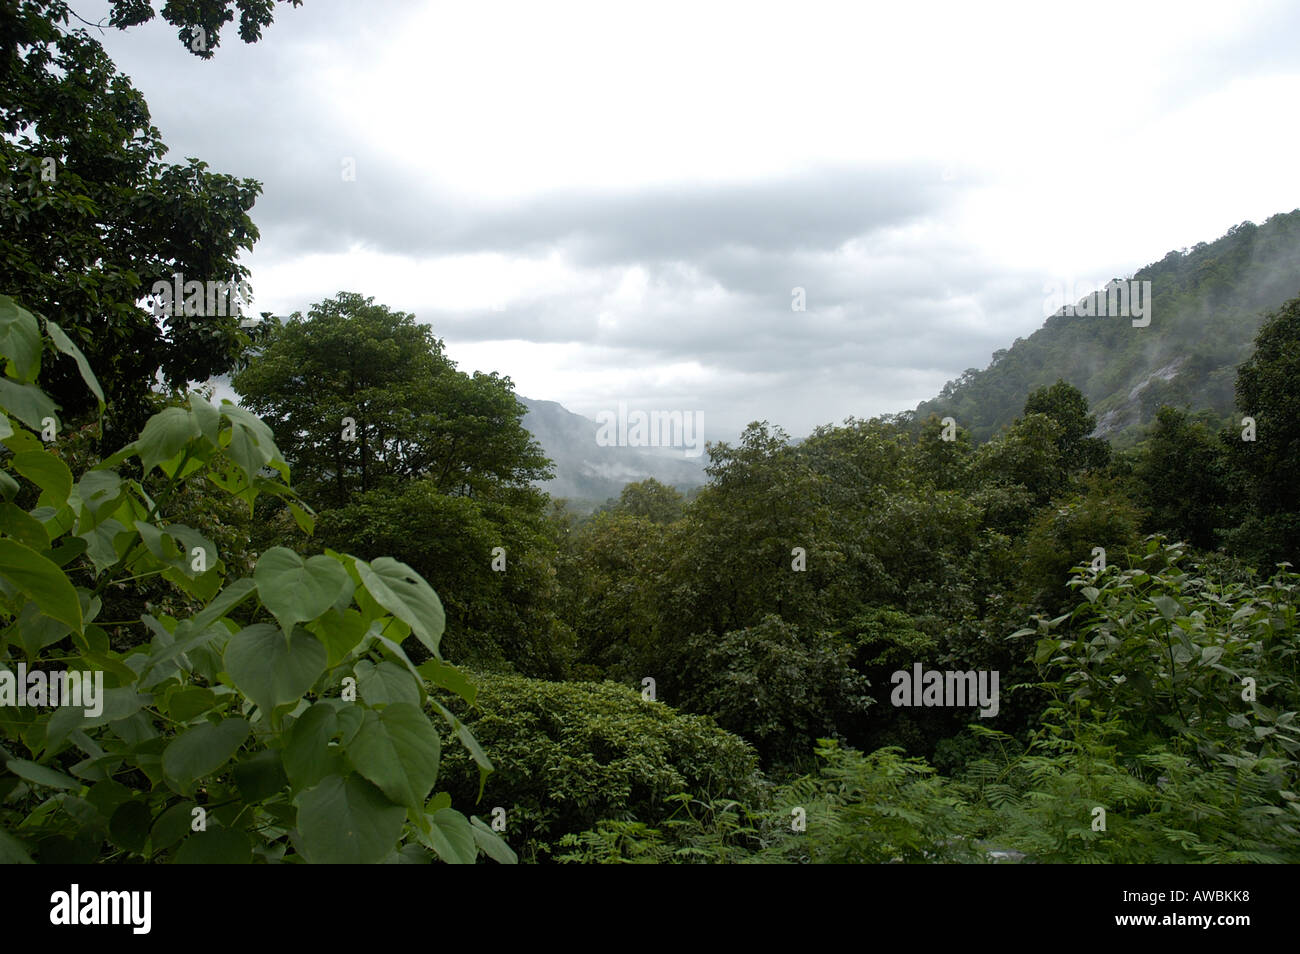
234,292,553,510
1134,406,1227,551
1023,379,1110,470
1227,294,1300,565
1,1,268,442
104,0,304,58
607,477,685,524
235,292,562,674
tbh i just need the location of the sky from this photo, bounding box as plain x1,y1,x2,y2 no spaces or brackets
80,0,1300,444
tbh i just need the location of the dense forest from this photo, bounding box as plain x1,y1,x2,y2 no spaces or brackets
1,1,1298,866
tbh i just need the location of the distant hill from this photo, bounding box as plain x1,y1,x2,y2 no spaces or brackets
911,210,1300,445
520,397,707,507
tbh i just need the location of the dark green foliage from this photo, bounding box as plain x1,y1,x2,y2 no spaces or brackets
1225,294,1300,567
0,1,265,441
436,672,762,862
1133,406,1228,550
675,615,873,768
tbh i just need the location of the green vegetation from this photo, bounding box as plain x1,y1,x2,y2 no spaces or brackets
2,0,1297,865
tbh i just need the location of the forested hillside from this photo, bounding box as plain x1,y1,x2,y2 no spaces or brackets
913,211,1300,446
1,0,1297,870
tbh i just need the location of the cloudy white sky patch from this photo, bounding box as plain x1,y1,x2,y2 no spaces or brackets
84,0,1300,440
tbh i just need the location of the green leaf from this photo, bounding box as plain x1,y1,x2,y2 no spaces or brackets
223,623,326,717
11,451,73,507
430,698,493,799
44,688,149,753
345,702,441,810
419,807,477,864
75,469,124,525
174,828,253,864
418,658,477,707
233,749,288,803
109,800,152,854
188,392,221,444
0,537,83,632
221,402,279,481
0,296,42,383
287,500,315,534
76,518,129,572
356,557,446,658
166,687,217,723
0,378,57,431
310,607,368,667
44,319,105,410
162,718,251,790
0,502,49,549
283,702,344,791
151,801,199,852
0,828,34,863
191,577,258,631
0,469,19,501
135,406,200,476
294,774,404,864
5,758,79,790
355,659,421,708
471,815,518,864
1152,595,1182,620
253,547,354,636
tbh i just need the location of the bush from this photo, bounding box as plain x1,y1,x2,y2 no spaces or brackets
438,672,762,861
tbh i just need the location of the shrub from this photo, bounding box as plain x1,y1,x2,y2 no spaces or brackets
438,672,762,861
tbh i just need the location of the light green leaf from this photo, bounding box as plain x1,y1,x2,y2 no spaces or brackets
417,658,477,707
355,659,422,708
356,557,446,658
471,815,518,864
223,623,326,717
0,378,57,431
419,807,477,864
11,451,73,507
253,547,354,636
0,296,42,383
345,702,441,810
0,537,82,632
136,406,200,476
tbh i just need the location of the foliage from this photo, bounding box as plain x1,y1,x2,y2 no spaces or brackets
436,671,762,862
0,295,513,864
1,1,265,441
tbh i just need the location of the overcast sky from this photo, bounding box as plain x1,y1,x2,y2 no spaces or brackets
82,0,1300,443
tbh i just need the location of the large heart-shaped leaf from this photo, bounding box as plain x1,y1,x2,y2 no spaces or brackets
135,406,200,476
356,557,446,657
345,702,441,809
161,718,251,790
223,623,326,717
0,296,42,383
254,547,354,636
294,774,404,864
